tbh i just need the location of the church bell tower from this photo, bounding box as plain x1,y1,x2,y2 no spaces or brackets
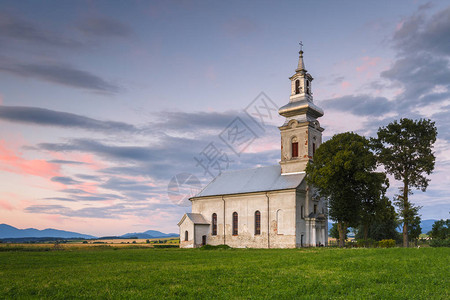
279,45,324,174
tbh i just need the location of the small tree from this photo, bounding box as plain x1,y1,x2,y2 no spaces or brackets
373,118,437,247
329,223,348,245
429,219,449,240
306,132,380,247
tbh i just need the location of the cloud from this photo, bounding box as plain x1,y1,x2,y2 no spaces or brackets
25,202,178,219
51,176,82,185
322,95,392,117
0,105,137,132
393,6,450,56
77,17,132,38
0,13,81,47
48,159,89,165
0,59,120,93
0,140,60,178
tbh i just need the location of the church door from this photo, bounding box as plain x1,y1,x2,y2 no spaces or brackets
202,235,206,246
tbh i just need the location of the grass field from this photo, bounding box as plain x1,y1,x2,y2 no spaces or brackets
0,247,448,299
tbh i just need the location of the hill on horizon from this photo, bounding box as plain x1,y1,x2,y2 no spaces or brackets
0,224,96,239
0,224,178,240
119,230,178,239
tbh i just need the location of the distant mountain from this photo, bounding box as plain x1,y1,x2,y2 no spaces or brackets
327,219,439,235
120,230,178,239
0,224,96,239
419,219,438,234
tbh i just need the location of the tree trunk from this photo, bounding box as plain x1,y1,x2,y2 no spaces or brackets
364,223,369,241
403,182,409,248
338,222,346,248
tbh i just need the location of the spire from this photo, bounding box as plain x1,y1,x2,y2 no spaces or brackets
295,42,306,72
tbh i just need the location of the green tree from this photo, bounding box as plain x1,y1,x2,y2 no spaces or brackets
359,173,389,240
408,215,422,246
356,196,400,241
429,219,449,240
329,223,349,243
306,132,380,247
373,118,437,247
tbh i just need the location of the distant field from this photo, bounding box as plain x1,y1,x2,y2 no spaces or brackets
0,237,179,249
0,247,448,299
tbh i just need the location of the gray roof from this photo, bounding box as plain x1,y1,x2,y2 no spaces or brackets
193,165,305,198
185,213,209,225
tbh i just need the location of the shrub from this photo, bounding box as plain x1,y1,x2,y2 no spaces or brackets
378,239,396,248
430,238,450,247
153,244,178,249
200,244,231,250
356,239,376,248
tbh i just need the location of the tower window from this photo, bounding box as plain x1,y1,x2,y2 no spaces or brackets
301,205,304,219
255,211,261,235
212,213,217,236
295,80,300,94
232,212,238,236
314,204,317,214
313,143,316,156
292,142,298,158
306,80,310,95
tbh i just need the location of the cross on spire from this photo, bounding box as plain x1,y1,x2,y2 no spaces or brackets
299,41,303,52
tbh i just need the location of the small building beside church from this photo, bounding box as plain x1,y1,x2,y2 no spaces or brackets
178,49,328,248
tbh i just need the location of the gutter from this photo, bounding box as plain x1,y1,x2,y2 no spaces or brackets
222,195,226,246
266,192,270,249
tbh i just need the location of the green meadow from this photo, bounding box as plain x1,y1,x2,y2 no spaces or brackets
0,247,448,299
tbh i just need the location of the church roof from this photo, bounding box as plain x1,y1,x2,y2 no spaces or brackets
193,165,305,198
182,213,210,225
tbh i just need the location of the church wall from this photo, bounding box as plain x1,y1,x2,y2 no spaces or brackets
295,189,307,247
191,196,224,246
190,189,299,248
267,190,297,248
179,218,194,248
194,224,210,247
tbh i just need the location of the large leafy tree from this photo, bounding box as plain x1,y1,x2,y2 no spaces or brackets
306,132,381,247
356,196,399,241
359,173,389,240
373,118,437,247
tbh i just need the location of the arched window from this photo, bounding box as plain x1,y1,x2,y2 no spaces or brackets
306,80,310,95
313,142,316,156
292,137,298,158
232,212,238,236
255,211,261,235
295,80,300,94
184,230,188,241
276,209,284,234
212,213,217,236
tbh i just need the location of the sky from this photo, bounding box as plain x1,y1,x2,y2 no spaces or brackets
0,0,449,236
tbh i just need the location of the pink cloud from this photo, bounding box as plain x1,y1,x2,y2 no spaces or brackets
0,140,60,178
0,199,14,210
341,81,351,89
356,56,382,73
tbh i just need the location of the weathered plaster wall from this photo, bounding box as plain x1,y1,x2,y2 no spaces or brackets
190,189,301,248
179,218,194,248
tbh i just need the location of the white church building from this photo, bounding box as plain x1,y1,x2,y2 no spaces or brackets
178,49,328,248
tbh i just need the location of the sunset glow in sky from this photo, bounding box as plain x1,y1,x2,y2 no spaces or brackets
1,0,449,236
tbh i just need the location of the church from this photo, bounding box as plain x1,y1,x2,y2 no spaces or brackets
178,48,328,248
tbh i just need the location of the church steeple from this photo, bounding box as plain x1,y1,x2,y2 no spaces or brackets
296,47,305,72
278,45,324,174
